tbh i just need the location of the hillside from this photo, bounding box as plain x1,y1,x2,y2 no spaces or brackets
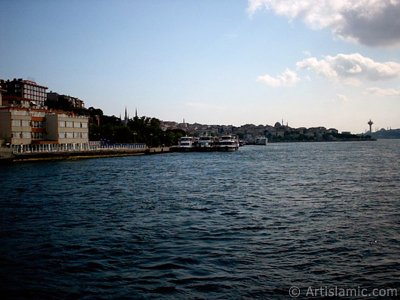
371,129,400,139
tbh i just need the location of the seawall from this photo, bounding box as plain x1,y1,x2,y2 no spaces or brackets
0,147,171,163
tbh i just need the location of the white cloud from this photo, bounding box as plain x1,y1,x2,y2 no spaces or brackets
247,0,266,16
335,93,349,102
257,68,300,87
367,87,400,96
296,53,400,84
247,0,400,47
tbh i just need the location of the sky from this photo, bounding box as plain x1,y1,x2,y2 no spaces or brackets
1,0,399,133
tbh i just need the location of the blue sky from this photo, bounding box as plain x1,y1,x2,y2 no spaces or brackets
1,0,399,133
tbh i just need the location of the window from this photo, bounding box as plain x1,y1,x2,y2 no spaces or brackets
31,132,43,139
32,121,45,128
12,120,21,127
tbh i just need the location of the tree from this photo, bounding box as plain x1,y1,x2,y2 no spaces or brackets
87,107,186,146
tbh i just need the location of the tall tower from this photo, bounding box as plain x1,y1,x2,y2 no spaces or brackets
368,119,373,133
124,106,128,125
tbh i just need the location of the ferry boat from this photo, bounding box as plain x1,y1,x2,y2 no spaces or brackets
178,136,194,151
197,136,215,151
217,135,239,151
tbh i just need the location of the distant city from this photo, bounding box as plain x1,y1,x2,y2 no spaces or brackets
160,120,376,143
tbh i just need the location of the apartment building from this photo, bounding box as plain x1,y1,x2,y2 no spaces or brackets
47,92,85,109
0,107,88,146
0,78,48,108
0,78,89,146
46,113,88,144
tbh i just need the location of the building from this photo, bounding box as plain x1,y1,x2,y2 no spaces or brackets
0,107,44,145
0,82,6,106
0,78,48,108
0,106,88,146
47,92,85,109
0,78,89,148
46,113,88,144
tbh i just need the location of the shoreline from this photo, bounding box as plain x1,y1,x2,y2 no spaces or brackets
0,138,379,163
0,147,170,163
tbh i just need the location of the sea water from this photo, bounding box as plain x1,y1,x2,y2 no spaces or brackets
1,140,399,299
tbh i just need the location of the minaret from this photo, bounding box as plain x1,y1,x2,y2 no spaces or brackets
135,108,138,118
368,119,373,133
124,106,128,125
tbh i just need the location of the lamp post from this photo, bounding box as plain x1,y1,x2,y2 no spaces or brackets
133,132,137,144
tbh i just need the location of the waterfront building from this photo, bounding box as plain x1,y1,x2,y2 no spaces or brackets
0,106,88,146
0,78,48,108
0,107,45,145
46,113,89,144
0,78,89,148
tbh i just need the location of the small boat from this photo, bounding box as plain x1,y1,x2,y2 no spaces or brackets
217,135,239,151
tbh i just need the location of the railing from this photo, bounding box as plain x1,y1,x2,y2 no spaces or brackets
11,143,147,154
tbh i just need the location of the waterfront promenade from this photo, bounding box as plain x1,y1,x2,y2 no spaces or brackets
0,143,170,162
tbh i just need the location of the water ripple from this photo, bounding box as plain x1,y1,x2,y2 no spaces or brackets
1,140,400,298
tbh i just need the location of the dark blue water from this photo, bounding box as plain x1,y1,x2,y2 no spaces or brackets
1,140,400,299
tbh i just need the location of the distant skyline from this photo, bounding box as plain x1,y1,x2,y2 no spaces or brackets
1,0,399,133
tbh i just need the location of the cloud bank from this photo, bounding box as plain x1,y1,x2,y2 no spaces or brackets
258,53,400,91
367,87,400,96
248,0,400,47
257,68,300,87
296,53,400,84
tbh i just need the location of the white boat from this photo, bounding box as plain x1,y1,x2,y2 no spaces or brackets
178,136,194,150
217,135,239,151
197,136,215,150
